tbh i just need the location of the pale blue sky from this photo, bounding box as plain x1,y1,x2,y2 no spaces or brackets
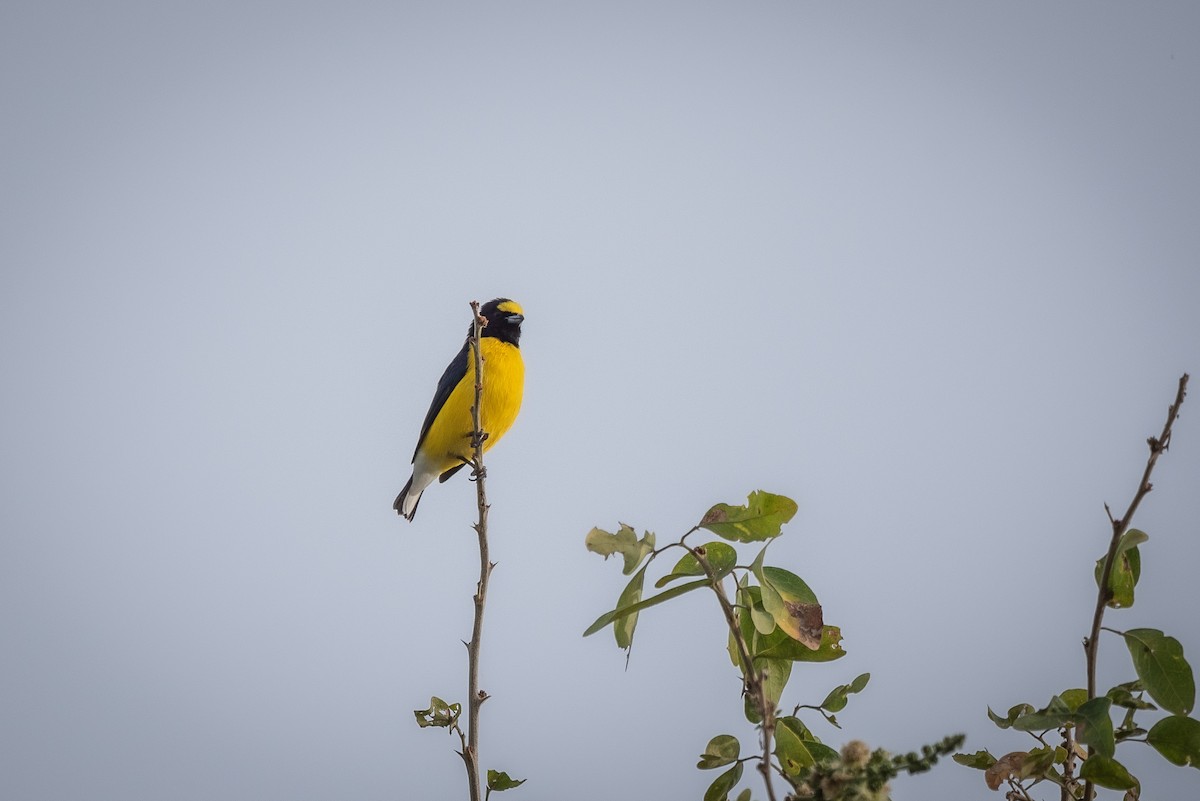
2,2,1199,799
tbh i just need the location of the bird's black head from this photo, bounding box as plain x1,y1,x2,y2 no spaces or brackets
476,298,524,347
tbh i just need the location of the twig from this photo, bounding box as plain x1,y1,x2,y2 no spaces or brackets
459,301,493,801
1081,373,1188,801
1006,778,1037,801
690,547,779,801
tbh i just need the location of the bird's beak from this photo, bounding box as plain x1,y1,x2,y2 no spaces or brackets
506,314,524,325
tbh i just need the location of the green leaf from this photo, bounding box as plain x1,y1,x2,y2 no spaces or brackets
1094,529,1148,609
988,704,1034,730
1011,695,1073,732
748,593,776,635
1122,628,1196,715
1079,755,1139,790
774,717,812,774
819,673,871,713
759,658,791,714
779,715,816,741
414,696,461,729
1107,685,1156,711
748,543,769,575
583,579,709,637
953,750,997,770
699,491,798,543
733,790,751,801
774,717,837,775
1023,745,1058,778
585,524,655,575
761,566,818,604
698,734,742,770
808,741,839,763
486,770,526,792
1115,721,1147,742
655,542,737,587
729,576,753,668
753,624,845,663
614,565,647,650
1074,697,1116,758
704,761,743,801
1002,696,1114,757
743,693,760,725
1059,688,1088,711
1146,715,1200,768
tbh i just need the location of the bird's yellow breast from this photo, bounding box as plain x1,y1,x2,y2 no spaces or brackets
420,337,524,474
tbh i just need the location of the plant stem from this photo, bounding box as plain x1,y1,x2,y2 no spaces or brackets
1060,728,1077,801
1082,373,1188,801
691,549,779,801
461,301,492,801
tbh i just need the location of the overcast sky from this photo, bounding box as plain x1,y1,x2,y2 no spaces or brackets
3,2,1199,800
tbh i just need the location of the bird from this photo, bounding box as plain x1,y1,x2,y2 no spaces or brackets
394,298,525,520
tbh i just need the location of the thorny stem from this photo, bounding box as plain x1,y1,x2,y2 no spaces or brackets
689,545,780,801
460,301,492,801
1081,373,1188,801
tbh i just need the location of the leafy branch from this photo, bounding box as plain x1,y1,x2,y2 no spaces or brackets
585,491,960,800
957,374,1197,800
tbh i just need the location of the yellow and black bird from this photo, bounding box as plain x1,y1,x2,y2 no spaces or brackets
394,298,525,520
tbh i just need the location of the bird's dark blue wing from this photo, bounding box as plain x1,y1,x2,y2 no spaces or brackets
412,340,470,463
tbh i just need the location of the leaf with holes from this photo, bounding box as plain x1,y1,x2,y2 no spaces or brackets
414,696,461,729
486,770,526,792
700,491,797,543
585,524,655,575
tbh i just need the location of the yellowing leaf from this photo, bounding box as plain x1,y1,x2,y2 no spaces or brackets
756,566,822,649
585,524,655,575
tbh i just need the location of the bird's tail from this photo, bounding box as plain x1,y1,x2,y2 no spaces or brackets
393,476,421,521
